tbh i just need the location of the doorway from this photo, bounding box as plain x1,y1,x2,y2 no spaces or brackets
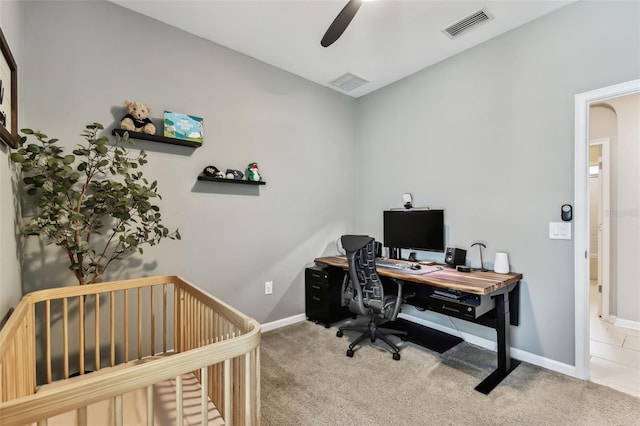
574,79,640,396
588,138,610,320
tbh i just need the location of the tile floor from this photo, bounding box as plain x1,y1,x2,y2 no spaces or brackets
589,281,640,398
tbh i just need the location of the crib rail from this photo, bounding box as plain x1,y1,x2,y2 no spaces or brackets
0,275,261,426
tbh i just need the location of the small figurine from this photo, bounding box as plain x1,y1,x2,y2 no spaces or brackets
225,169,244,180
202,165,224,178
246,162,262,182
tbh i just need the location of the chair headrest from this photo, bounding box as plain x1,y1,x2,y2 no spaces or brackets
341,235,374,253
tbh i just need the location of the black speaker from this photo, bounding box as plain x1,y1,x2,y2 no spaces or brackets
445,247,466,266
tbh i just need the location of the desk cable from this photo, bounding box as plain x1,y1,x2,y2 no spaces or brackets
411,306,464,339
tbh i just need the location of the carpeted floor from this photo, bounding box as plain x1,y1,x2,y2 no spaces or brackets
261,320,640,425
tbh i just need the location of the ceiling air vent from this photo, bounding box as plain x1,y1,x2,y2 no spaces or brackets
443,8,492,39
330,73,369,91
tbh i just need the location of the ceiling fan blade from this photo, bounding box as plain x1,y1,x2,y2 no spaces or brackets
321,0,363,48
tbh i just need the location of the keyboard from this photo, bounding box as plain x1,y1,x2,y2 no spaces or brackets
376,259,406,270
376,259,441,275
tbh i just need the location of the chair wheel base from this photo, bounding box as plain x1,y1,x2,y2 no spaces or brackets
346,349,354,357
393,353,401,361
336,330,344,337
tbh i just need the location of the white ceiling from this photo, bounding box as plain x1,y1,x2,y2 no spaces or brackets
111,0,575,98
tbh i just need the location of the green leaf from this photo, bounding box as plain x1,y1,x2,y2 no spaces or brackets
10,153,25,163
63,155,75,164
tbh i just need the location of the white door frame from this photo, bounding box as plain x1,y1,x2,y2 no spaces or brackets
589,138,610,321
574,79,640,380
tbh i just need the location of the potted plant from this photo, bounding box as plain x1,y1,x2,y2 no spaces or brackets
10,123,180,285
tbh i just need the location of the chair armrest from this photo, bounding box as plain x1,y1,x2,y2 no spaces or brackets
389,279,405,320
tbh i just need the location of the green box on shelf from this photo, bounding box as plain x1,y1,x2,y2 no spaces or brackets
163,111,204,144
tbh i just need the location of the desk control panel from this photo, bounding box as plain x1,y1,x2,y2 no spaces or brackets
428,291,495,320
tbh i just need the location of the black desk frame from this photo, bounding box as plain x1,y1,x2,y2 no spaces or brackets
473,283,521,394
392,280,520,394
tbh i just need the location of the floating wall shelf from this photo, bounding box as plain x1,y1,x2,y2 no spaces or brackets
112,129,202,148
197,174,266,185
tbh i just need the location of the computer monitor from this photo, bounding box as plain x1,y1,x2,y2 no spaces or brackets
383,209,445,253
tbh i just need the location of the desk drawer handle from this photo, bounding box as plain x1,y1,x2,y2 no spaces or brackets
311,284,321,290
312,296,321,302
311,272,322,279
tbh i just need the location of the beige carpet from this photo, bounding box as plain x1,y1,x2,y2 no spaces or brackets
261,320,640,426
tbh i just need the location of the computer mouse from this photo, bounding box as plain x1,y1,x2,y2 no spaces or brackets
410,264,421,270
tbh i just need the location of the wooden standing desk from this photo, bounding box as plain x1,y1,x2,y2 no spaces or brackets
313,256,523,394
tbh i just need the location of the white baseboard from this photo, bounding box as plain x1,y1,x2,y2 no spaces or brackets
261,313,306,333
400,313,577,378
261,312,577,378
614,317,640,331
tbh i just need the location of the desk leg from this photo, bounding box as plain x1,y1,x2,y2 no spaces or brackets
474,292,521,394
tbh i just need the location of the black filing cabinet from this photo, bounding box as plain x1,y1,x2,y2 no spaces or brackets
305,266,351,328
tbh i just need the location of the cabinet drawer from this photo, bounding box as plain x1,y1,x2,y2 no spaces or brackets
305,267,329,283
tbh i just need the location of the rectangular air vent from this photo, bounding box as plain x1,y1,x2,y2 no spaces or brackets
443,8,492,39
330,73,369,91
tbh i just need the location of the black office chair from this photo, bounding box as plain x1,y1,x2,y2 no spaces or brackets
336,235,412,360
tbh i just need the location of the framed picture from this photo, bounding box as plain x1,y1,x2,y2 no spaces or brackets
0,27,18,149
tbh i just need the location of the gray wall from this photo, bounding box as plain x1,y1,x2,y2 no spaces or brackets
21,1,357,322
0,1,23,319
354,0,640,365
17,0,640,367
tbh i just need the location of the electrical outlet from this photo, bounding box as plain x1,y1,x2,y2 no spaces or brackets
264,281,273,295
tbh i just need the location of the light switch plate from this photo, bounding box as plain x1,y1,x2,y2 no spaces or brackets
549,222,572,240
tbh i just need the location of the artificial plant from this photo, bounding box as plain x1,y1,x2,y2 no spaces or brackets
10,123,180,285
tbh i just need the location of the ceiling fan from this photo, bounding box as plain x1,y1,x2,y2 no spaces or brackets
321,0,363,47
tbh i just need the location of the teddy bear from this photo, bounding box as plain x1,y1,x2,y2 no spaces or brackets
246,162,262,182
120,100,156,135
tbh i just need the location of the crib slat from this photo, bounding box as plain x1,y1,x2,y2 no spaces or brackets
110,291,115,367
146,384,154,426
174,285,180,353
224,358,232,426
138,287,142,359
255,347,261,425
95,293,100,371
124,289,129,362
79,295,85,375
78,406,87,426
63,298,69,379
163,284,168,353
245,352,251,425
115,395,123,426
201,366,208,426
176,374,183,425
45,300,52,384
150,286,156,356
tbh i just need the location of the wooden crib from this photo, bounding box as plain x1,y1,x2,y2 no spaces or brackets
0,275,261,426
